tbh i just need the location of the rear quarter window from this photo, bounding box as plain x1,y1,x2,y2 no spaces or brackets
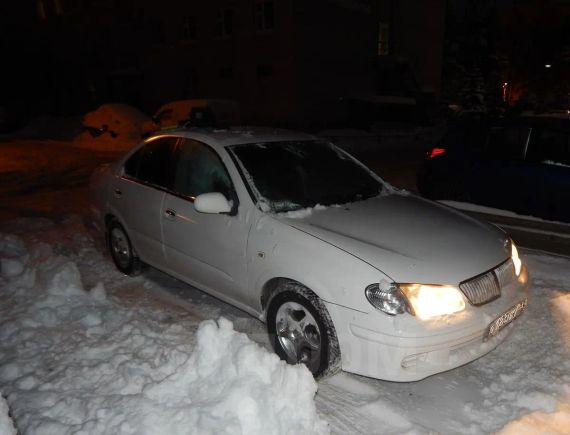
123,137,177,188
526,129,570,166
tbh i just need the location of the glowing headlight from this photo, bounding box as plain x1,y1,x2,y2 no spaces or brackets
398,284,466,319
511,240,522,277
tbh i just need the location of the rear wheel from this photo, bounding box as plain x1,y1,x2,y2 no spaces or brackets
107,221,142,276
267,284,341,378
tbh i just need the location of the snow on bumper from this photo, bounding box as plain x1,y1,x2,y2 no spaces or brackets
326,266,529,382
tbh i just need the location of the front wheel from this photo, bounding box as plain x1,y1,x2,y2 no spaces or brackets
107,221,142,276
267,285,341,378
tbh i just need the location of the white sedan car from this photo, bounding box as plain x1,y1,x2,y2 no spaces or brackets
89,127,529,381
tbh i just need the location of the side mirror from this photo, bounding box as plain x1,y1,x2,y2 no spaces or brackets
194,192,232,214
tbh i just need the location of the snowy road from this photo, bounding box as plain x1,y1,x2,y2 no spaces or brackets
1,216,569,434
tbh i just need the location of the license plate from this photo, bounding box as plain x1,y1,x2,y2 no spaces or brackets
484,298,528,341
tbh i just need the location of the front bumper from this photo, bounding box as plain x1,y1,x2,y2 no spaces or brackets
325,266,529,382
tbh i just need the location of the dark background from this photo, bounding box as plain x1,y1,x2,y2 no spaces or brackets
1,0,569,131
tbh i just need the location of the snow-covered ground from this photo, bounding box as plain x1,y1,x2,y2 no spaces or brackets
1,215,569,435
0,217,327,435
1,136,570,434
441,200,570,227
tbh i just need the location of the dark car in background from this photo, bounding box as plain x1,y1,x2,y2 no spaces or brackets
417,113,570,223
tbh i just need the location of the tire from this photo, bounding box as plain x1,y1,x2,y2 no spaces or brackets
107,220,142,276
267,283,341,378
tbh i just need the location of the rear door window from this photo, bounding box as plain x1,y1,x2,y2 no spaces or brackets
526,129,570,166
123,137,177,188
485,126,529,159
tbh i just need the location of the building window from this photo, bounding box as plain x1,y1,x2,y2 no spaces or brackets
36,0,46,20
217,9,234,37
254,1,274,31
183,16,197,41
54,0,63,15
153,22,165,45
220,67,233,79
257,64,273,79
378,22,389,55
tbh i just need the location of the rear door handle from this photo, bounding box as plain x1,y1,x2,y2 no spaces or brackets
164,209,176,219
114,188,122,198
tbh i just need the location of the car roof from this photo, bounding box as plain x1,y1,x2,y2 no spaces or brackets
515,114,570,131
449,112,570,132
145,126,317,151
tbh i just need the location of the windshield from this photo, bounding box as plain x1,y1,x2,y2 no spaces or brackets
230,140,383,212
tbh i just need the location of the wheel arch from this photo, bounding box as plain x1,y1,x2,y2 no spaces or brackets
263,276,342,378
260,277,319,318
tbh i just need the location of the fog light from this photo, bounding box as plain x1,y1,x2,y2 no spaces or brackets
401,352,428,368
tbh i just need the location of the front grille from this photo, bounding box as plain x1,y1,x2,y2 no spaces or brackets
495,259,515,288
459,259,514,306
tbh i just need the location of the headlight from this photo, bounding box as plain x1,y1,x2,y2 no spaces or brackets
365,282,408,315
365,282,466,319
510,240,522,277
398,284,466,319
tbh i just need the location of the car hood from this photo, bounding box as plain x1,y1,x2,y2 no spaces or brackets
277,194,509,284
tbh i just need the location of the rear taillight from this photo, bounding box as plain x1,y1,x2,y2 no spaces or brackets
427,147,446,160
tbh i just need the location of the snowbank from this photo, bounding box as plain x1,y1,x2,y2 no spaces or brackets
440,200,570,226
498,403,570,434
0,394,17,435
0,220,328,435
143,318,328,435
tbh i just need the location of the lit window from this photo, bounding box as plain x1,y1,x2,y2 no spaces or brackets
217,9,234,37
254,1,274,31
378,22,389,55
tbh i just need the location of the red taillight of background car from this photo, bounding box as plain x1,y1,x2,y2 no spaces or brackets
427,147,446,160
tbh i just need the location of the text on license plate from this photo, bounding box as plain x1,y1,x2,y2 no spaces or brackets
484,298,528,341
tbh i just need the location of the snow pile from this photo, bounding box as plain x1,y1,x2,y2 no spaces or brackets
278,204,328,219
144,318,328,435
440,200,570,226
543,159,570,168
0,221,328,435
498,403,570,435
0,394,17,435
73,103,150,150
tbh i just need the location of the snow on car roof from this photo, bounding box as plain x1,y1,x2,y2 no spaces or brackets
145,126,317,150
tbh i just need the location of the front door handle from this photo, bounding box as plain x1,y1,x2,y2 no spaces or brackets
164,209,176,219
114,188,122,198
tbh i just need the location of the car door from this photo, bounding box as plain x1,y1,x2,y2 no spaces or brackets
523,128,570,221
109,136,177,267
160,138,251,304
467,125,531,212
